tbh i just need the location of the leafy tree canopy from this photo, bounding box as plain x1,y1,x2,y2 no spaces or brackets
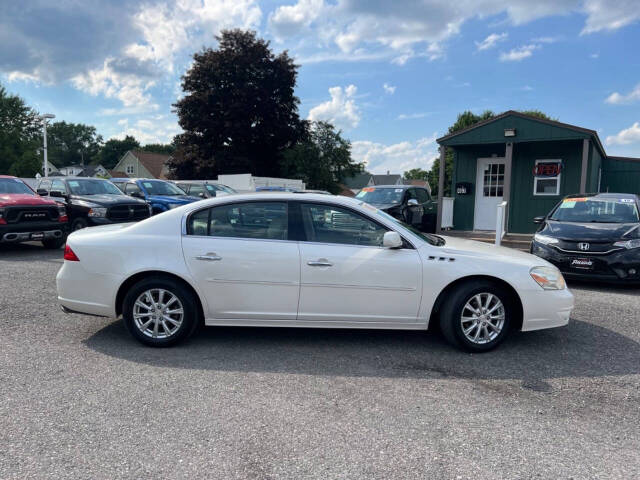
0,84,41,176
171,29,304,179
280,121,364,194
47,121,103,167
403,168,430,181
99,135,140,170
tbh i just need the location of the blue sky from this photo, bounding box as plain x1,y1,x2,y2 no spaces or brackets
2,0,639,173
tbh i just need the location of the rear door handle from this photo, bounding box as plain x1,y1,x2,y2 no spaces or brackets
196,253,222,261
307,259,333,267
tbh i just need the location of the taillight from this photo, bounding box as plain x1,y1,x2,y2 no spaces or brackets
63,245,79,261
58,206,68,223
0,208,5,225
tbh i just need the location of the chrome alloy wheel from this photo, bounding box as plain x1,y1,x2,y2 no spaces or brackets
133,288,184,339
460,293,505,345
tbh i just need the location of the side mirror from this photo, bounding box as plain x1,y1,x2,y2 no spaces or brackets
533,216,545,224
383,231,403,249
50,190,65,198
130,191,144,199
199,192,206,198
37,189,48,196
407,198,419,206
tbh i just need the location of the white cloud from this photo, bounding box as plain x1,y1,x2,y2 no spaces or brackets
531,36,560,43
125,0,262,73
71,58,158,108
500,44,538,61
590,53,600,59
397,112,431,120
269,0,324,39
605,84,640,105
475,32,508,51
521,85,534,91
111,117,181,145
581,0,640,34
606,122,640,146
308,85,361,130
383,83,396,95
351,134,439,174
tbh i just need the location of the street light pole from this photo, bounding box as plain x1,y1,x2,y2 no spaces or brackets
38,113,55,178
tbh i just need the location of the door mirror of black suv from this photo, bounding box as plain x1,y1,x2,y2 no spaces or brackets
49,190,65,198
199,192,206,198
533,216,545,224
36,188,48,196
407,198,419,206
130,191,144,199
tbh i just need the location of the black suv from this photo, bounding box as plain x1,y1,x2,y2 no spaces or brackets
36,177,151,231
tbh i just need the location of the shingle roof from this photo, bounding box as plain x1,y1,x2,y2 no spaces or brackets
130,150,172,179
371,174,401,185
343,172,372,189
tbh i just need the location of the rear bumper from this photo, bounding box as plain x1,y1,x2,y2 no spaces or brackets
56,260,119,317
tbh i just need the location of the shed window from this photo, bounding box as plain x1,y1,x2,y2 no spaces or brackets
533,159,561,196
126,165,135,174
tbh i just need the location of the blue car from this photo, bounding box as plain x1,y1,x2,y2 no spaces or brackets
111,178,201,215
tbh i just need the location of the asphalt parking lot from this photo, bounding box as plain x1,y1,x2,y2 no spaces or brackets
1,244,639,479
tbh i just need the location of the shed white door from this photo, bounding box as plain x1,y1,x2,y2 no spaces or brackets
474,157,505,230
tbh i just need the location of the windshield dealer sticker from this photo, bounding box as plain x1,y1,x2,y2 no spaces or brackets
395,189,403,192
620,198,634,203
560,201,576,209
68,181,79,187
362,187,374,192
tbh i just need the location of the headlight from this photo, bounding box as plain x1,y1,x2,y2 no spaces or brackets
167,203,182,209
530,266,566,290
613,239,640,249
533,233,559,245
87,207,107,218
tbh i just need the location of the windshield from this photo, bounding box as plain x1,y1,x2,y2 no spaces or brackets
208,184,237,194
356,187,404,205
67,179,123,195
550,197,639,223
356,201,444,246
0,178,35,195
140,180,186,196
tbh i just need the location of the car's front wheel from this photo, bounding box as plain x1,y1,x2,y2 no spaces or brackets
439,281,514,352
122,277,199,347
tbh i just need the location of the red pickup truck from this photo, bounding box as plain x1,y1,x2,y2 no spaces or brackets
0,175,69,249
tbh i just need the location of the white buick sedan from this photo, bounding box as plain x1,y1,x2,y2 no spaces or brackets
57,193,573,351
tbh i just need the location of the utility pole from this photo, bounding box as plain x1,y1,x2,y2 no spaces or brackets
38,114,56,178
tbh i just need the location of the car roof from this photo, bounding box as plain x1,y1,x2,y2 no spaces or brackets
0,175,18,179
565,192,638,200
362,185,418,190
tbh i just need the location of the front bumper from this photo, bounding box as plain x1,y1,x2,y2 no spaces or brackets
531,241,640,283
520,287,574,332
1,222,68,243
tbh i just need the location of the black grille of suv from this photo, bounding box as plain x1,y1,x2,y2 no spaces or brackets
107,204,150,221
555,239,621,254
5,206,59,223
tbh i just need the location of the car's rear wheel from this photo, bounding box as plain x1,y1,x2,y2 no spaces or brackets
439,281,513,352
72,218,88,231
122,277,199,347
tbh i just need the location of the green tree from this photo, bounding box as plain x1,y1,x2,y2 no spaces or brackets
47,121,103,167
170,29,304,179
99,135,140,170
0,84,40,176
403,168,430,181
280,121,364,194
141,143,176,155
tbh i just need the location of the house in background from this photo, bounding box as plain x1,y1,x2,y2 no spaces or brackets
43,163,60,176
58,164,85,176
112,150,172,179
58,164,109,177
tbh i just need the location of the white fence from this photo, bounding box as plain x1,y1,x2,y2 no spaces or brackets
441,197,454,229
217,173,305,192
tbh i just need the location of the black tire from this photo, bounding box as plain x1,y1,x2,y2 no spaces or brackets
122,276,199,347
42,236,66,249
439,280,514,352
72,218,88,231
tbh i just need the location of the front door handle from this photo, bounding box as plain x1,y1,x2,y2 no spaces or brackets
307,259,333,267
196,253,222,261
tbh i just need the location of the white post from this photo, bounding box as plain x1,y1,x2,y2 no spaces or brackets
43,121,48,178
495,201,507,246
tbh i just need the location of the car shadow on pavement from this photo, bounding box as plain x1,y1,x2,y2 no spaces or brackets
84,318,640,382
0,242,63,263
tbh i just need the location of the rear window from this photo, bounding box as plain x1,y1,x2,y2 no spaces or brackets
0,178,35,195
550,197,639,223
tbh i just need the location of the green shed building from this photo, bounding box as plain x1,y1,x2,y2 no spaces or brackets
435,111,640,234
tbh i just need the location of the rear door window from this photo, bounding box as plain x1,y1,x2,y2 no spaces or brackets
187,202,288,240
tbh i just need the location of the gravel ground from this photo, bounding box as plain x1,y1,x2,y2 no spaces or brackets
1,243,639,479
